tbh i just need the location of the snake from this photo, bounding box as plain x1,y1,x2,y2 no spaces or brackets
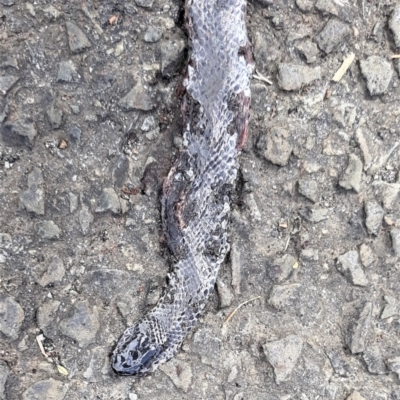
111,0,253,375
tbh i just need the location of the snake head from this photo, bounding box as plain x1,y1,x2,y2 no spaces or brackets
111,319,165,376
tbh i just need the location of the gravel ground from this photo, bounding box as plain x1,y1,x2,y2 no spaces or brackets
1,0,400,399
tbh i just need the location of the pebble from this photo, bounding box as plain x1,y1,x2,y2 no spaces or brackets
372,181,400,210
315,0,338,18
135,0,154,8
256,127,292,166
68,125,81,143
43,5,62,21
79,206,94,235
298,178,319,203
57,60,80,83
230,242,242,295
299,207,329,223
216,278,233,308
39,257,65,287
296,0,314,12
327,350,350,377
95,187,121,214
266,254,297,283
360,56,393,96
391,228,400,256
316,19,352,54
277,63,321,91
364,200,384,236
35,220,62,240
358,243,376,268
0,0,14,5
381,295,399,319
336,250,368,287
263,334,303,384
60,300,99,347
68,192,78,213
0,75,19,96
349,301,372,354
347,392,365,400
46,105,63,129
301,248,319,261
160,35,186,78
362,346,386,374
389,6,400,48
295,40,319,63
144,25,162,43
36,300,61,337
119,83,154,111
22,379,68,400
0,361,10,400
387,357,400,379
338,154,363,193
19,167,45,215
65,21,91,53
0,296,25,339
1,118,38,148
159,358,193,392
268,283,302,310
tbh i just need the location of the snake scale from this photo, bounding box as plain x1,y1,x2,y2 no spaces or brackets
112,0,253,375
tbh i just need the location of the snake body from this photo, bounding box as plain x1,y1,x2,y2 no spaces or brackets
112,0,253,375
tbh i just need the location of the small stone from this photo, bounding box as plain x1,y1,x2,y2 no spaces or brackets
141,116,156,132
65,21,91,53
301,248,319,261
373,182,400,210
389,6,400,48
364,201,384,236
230,243,242,295
298,178,319,203
316,19,352,54
295,40,319,63
95,188,121,214
391,228,400,256
160,35,186,78
68,193,78,213
299,207,329,223
296,0,314,12
382,295,399,319
22,379,68,400
57,60,80,83
0,0,15,5
338,154,363,193
336,250,368,287
256,127,292,166
268,283,302,310
119,83,154,111
0,75,19,96
277,63,321,91
68,125,81,143
35,220,62,240
79,206,94,235
159,358,192,392
263,334,303,384
19,167,45,215
135,0,153,8
349,302,372,354
315,0,338,17
39,257,65,287
144,25,162,43
387,357,400,379
46,105,63,129
360,56,393,96
1,119,37,148
327,350,350,377
346,392,366,400
60,300,99,347
266,254,297,283
216,278,233,308
0,296,25,340
0,361,10,400
43,5,62,21
36,301,61,337
362,346,386,374
359,243,376,268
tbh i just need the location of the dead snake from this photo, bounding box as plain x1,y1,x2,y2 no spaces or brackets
112,0,253,375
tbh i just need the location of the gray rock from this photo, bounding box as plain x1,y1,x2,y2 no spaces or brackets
22,379,68,400
362,346,386,374
43,5,62,21
256,127,292,166
300,207,329,223
391,228,400,256
360,56,393,96
60,300,99,347
0,75,19,96
382,295,399,319
338,154,363,193
387,357,400,379
268,283,302,309
301,248,319,261
359,243,376,268
364,201,384,236
0,361,10,400
216,278,233,308
316,19,352,54
68,125,81,143
135,0,154,8
79,206,94,235
267,254,297,283
65,21,91,53
0,296,25,339
68,192,78,213
263,334,303,384
46,105,63,129
298,178,319,203
19,167,45,215
1,119,38,148
230,243,242,295
36,300,61,337
95,187,121,214
389,6,400,48
35,220,62,240
144,25,162,43
0,55,18,69
349,301,372,354
160,34,186,78
159,358,193,392
347,392,366,400
295,40,319,63
296,0,314,12
327,350,350,377
315,0,338,17
57,60,80,83
336,250,368,287
373,182,400,210
119,83,155,111
277,63,321,91
0,0,14,5
192,329,221,367
39,257,65,287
